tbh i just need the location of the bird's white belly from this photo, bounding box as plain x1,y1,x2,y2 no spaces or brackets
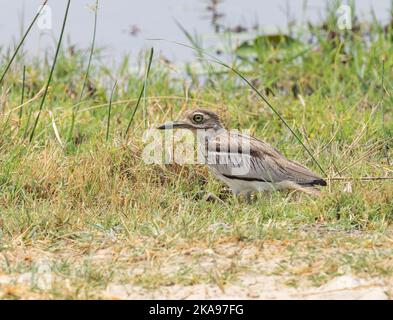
209,167,281,195
226,178,277,194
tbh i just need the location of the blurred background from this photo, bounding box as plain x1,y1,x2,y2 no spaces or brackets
0,0,392,64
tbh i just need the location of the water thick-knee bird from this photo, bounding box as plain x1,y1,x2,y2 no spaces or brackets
158,109,326,197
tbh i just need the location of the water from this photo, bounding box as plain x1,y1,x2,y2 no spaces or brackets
0,0,391,64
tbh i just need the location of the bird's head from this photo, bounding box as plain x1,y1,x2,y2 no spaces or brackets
157,109,223,131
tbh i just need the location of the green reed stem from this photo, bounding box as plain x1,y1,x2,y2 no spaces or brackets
106,81,117,142
29,0,71,142
0,0,48,85
68,0,99,143
19,66,26,122
124,47,154,137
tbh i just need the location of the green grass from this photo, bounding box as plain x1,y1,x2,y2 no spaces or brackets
0,3,392,299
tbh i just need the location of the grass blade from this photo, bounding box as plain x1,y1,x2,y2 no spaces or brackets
29,0,71,143
19,65,26,122
124,47,154,137
23,107,33,139
174,19,203,59
380,59,390,163
21,86,46,139
0,0,48,85
106,81,117,141
68,0,99,142
49,111,63,148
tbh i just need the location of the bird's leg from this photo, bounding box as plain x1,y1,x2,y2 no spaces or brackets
231,191,241,205
204,192,227,204
194,190,225,204
244,192,253,204
231,191,253,204
218,187,232,201
194,190,207,200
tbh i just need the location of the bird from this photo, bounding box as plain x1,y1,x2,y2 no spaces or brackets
157,108,326,198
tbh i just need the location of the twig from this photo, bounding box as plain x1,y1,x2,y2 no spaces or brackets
329,176,393,181
334,137,393,176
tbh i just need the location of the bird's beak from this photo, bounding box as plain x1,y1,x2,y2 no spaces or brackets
157,121,189,130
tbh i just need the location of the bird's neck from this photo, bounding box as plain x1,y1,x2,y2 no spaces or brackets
195,127,226,144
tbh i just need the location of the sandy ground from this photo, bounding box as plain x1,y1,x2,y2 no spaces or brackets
104,274,390,300
0,267,389,299
1,238,392,299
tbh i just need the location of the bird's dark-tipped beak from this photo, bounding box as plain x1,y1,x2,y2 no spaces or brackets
157,121,189,130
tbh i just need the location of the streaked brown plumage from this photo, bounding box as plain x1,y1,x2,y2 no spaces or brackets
158,109,326,196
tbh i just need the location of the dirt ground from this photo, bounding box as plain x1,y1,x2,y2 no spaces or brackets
104,274,390,300
1,231,392,299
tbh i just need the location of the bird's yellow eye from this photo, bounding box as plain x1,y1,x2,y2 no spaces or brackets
192,114,204,123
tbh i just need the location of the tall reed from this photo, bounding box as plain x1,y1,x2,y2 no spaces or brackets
124,48,154,137
68,0,99,143
0,0,48,85
29,0,71,142
19,66,26,122
106,81,117,141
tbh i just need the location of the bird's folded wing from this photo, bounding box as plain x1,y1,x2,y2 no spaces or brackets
206,132,325,186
